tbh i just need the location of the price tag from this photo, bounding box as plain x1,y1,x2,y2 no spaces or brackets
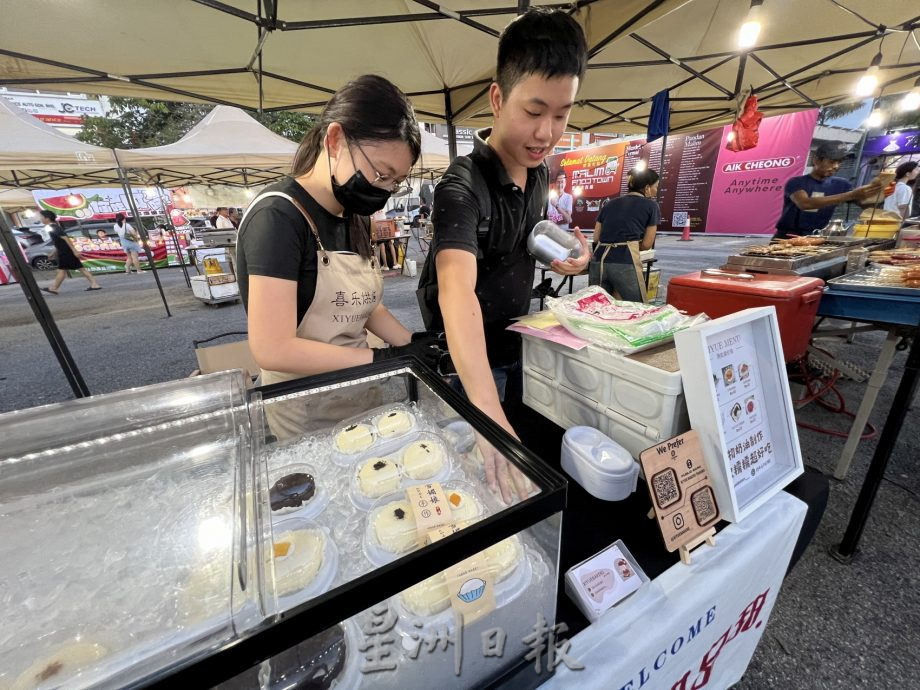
406,483,451,546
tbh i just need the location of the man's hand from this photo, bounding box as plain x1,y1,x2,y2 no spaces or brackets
475,428,536,505
550,228,590,276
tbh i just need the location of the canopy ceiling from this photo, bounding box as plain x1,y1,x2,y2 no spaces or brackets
0,1,917,135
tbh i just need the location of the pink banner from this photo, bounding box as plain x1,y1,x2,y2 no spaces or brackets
706,109,818,234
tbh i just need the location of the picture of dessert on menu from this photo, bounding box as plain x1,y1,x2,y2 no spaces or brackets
706,324,776,489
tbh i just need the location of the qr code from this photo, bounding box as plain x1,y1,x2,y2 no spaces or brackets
672,211,689,228
691,486,719,526
652,469,681,509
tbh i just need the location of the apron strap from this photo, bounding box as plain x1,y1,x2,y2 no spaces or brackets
242,191,331,265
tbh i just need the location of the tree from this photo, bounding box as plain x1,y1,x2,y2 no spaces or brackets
77,97,315,148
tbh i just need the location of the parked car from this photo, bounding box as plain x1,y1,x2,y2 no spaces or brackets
25,222,122,270
384,197,421,225
11,227,44,252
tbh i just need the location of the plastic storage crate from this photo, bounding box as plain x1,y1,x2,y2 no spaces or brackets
521,335,690,458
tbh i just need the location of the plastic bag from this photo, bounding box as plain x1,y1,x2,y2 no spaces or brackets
546,286,709,353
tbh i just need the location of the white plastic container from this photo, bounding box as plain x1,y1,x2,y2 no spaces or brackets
527,220,580,264
560,426,639,501
521,334,690,458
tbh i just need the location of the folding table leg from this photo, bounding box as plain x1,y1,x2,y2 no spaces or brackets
835,329,900,480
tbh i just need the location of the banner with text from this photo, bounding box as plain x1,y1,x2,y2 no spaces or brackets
546,109,817,235
32,187,168,221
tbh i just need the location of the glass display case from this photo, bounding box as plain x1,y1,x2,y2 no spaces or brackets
0,359,566,689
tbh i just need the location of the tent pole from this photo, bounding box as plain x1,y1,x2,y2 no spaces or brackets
155,183,192,289
0,209,90,398
444,89,458,161
113,153,172,317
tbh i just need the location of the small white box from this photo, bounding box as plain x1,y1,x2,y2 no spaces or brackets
565,540,648,622
191,275,240,301
674,307,804,523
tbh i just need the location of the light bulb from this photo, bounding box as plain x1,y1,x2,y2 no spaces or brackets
634,159,648,172
24,209,35,218
866,109,884,128
900,90,920,112
67,194,80,206
244,188,254,199
548,189,558,200
573,186,583,197
855,69,879,97
727,131,737,142
738,5,762,49
182,193,192,203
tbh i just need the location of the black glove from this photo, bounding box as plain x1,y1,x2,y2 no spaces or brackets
373,333,444,370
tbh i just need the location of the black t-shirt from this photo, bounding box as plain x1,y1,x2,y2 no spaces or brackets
596,194,660,244
428,128,547,366
237,177,361,323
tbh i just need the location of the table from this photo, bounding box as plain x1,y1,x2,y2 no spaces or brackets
373,232,411,270
487,401,828,689
814,288,920,479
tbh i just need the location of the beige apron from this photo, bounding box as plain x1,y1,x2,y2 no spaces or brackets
242,191,385,440
595,240,647,303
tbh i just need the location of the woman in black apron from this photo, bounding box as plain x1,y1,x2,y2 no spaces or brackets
589,168,660,303
236,75,442,438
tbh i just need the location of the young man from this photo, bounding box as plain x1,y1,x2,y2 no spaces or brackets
774,142,882,240
547,170,574,229
215,206,235,229
417,8,589,501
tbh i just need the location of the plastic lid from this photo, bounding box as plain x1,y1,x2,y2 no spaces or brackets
670,270,824,297
563,427,634,476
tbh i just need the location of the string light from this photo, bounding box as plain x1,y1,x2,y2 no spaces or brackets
866,108,884,128
738,0,764,49
899,77,920,111
855,52,883,97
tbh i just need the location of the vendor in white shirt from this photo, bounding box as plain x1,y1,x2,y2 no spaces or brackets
883,161,918,220
215,207,236,229
547,170,574,230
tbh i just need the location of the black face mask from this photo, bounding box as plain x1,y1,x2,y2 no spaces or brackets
329,147,392,216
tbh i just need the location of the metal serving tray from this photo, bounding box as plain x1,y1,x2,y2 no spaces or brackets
827,266,920,297
727,245,849,271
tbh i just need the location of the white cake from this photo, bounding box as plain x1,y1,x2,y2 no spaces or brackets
335,423,375,454
445,488,481,523
373,500,418,553
273,527,326,597
12,642,108,690
482,535,523,582
357,457,401,498
401,440,446,480
400,574,451,617
374,408,414,438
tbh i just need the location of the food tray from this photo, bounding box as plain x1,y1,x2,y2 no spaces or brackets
729,245,848,271
827,266,920,297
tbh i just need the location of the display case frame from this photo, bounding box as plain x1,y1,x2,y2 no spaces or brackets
144,356,567,689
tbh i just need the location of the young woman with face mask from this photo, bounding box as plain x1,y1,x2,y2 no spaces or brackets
237,75,443,439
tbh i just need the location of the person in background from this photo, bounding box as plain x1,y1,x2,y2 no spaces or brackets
590,167,660,303
114,212,142,274
39,210,102,294
547,170,573,229
229,209,242,228
215,207,235,229
773,142,882,240
378,238,400,271
236,75,442,440
416,8,589,502
908,178,920,219
883,161,918,220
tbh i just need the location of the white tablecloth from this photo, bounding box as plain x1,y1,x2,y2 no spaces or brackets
543,491,807,690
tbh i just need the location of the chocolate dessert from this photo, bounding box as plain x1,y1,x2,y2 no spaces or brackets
270,472,316,511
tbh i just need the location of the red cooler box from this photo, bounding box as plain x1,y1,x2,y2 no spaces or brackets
666,271,824,362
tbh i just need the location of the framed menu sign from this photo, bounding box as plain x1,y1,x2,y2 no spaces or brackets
674,307,803,522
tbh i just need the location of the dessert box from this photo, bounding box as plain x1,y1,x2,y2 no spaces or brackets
0,359,566,689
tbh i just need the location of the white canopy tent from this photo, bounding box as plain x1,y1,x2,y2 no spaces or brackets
0,98,121,188
0,1,917,135
116,105,298,187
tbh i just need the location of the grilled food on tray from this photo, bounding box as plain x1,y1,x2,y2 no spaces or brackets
868,247,920,266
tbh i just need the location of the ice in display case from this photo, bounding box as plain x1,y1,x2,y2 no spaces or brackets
0,359,566,689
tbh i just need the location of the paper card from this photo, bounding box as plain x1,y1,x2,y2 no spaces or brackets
565,540,645,620
427,523,496,624
406,483,451,545
640,430,720,552
507,323,590,350
513,311,561,329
